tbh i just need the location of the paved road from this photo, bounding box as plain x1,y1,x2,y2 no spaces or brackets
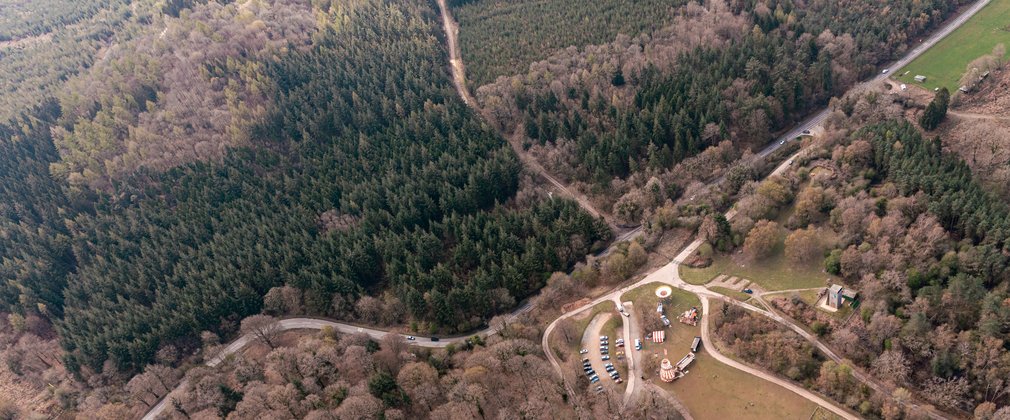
620,299,642,407
140,304,539,420
147,1,989,418
541,0,995,413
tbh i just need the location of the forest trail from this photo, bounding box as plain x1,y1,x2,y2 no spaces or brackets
948,110,1010,121
434,0,630,234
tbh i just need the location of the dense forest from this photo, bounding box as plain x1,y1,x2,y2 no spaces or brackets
472,0,968,223
701,94,1010,416
51,0,318,189
0,0,609,378
0,0,151,123
451,0,684,86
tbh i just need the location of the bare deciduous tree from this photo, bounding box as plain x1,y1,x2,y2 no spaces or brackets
241,314,282,349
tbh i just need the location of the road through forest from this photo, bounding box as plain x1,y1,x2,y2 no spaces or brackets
145,1,989,418
540,0,992,417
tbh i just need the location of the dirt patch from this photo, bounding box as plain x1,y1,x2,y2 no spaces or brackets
706,275,752,292
936,114,1010,197
0,364,57,416
953,68,1010,117
563,298,592,314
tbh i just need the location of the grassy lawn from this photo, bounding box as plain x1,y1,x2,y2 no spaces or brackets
680,225,839,291
618,283,831,419
709,286,755,303
896,0,1010,90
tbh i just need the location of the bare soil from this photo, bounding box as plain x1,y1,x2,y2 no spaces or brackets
953,68,1010,117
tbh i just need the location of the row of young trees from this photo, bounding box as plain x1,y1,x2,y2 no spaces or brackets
474,0,967,215
451,0,684,86
0,0,145,123
50,0,607,374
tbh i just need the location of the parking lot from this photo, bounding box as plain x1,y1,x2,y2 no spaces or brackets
579,312,624,394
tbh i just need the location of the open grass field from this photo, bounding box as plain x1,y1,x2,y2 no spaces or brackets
618,283,828,419
896,0,1010,90
680,225,840,291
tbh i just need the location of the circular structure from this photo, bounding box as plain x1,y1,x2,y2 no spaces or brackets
659,358,677,382
655,285,673,298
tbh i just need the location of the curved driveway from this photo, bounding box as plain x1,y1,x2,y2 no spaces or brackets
147,0,987,418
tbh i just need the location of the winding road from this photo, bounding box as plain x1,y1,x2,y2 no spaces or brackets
144,0,988,418
540,0,993,416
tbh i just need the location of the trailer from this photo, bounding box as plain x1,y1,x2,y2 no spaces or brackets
691,336,701,353
675,353,696,371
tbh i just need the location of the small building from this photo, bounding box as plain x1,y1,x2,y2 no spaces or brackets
827,284,859,309
914,75,927,83
900,84,907,91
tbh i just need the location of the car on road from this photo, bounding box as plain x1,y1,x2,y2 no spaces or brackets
621,311,630,317
787,159,794,166
430,337,440,342
406,336,415,340
579,348,588,354
802,129,810,134
779,140,785,145
742,288,753,294
882,68,889,74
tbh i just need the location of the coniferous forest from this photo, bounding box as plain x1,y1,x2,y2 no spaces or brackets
0,0,608,374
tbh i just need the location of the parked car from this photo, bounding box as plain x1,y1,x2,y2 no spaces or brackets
615,378,623,384
602,355,610,361
590,376,600,383
599,336,608,340
742,288,753,294
579,349,588,354
634,339,642,350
